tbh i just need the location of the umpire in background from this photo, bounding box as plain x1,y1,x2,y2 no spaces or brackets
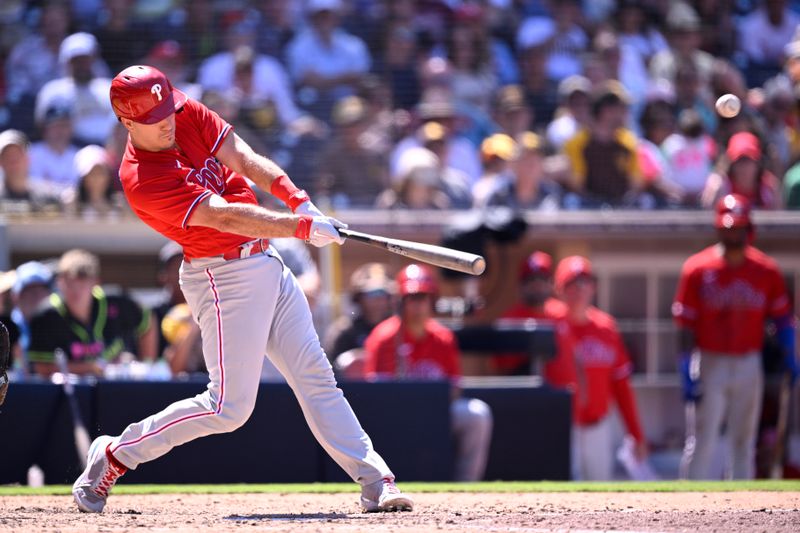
673,194,798,479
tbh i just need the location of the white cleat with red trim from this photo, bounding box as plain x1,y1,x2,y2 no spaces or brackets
72,435,127,513
360,477,414,513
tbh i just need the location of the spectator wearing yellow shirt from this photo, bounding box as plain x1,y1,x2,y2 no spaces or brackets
562,81,643,207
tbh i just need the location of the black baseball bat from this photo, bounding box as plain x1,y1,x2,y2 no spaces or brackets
54,349,91,469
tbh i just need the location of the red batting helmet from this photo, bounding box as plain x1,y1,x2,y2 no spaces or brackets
554,255,595,293
519,251,553,280
396,264,437,297
110,65,187,124
714,193,752,230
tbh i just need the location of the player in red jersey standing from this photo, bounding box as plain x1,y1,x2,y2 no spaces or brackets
71,66,412,513
364,264,493,481
547,256,647,480
492,251,567,375
673,193,797,479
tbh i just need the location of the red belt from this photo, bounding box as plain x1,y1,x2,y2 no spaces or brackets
221,238,269,261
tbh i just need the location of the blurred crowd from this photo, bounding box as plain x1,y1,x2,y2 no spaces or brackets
5,0,800,213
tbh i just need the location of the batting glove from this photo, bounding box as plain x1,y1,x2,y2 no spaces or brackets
307,216,347,247
295,199,324,218
679,351,702,403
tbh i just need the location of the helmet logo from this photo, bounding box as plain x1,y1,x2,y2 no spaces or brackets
151,83,163,101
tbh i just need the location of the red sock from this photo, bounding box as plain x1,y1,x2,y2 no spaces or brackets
105,445,128,472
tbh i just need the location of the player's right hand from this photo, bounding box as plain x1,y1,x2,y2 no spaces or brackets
308,216,347,247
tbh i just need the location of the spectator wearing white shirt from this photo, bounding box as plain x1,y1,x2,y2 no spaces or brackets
286,0,371,121
28,102,79,197
738,0,800,74
199,36,322,139
650,3,714,86
35,32,115,146
615,0,668,67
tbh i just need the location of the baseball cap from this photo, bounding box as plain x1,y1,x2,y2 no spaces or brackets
666,2,701,33
557,75,592,102
395,147,440,184
350,263,396,296
417,121,447,144
110,65,187,124
147,40,184,63
519,251,553,280
59,32,98,64
715,193,752,229
74,145,109,177
12,261,53,297
516,17,556,50
726,132,761,162
555,256,595,293
0,129,28,154
591,80,631,116
332,96,368,127
57,249,100,278
40,101,73,124
158,240,184,267
480,133,518,163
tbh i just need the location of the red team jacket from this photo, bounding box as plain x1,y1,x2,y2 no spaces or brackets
546,307,644,442
672,245,790,354
364,316,461,380
119,98,256,259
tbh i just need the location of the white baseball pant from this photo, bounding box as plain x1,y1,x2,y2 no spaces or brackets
680,351,763,480
108,246,393,485
571,416,614,481
451,397,493,481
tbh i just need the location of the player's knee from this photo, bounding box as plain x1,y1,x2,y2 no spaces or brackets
213,400,256,433
467,398,493,432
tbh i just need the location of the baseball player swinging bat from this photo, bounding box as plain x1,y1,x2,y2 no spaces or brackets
338,228,486,276
54,348,92,469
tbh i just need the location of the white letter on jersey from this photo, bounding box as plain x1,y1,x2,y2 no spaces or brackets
151,84,163,101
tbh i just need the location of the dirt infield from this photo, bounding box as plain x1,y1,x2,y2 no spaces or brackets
1,491,798,532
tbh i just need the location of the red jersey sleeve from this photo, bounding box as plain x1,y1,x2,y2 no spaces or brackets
609,326,644,442
184,99,233,156
363,320,397,378
672,261,700,329
125,168,213,230
767,266,791,318
612,377,645,442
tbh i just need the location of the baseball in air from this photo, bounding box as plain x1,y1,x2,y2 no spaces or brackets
715,94,741,118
